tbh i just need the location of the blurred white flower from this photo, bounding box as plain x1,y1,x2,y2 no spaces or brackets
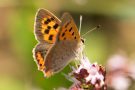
107,52,135,90
107,54,128,71
111,74,131,90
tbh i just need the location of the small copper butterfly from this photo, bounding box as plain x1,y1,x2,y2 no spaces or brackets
33,9,84,77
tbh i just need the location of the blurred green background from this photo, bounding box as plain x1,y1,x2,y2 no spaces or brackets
0,0,135,90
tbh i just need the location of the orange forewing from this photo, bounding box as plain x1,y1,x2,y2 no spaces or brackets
34,9,61,43
59,13,80,41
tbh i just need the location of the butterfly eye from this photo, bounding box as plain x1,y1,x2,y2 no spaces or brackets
81,38,85,43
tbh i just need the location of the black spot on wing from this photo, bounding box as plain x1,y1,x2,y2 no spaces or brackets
72,32,74,36
49,35,53,40
65,29,67,32
50,17,55,21
44,21,49,24
53,23,59,29
44,19,51,24
44,29,49,34
47,26,51,29
39,64,42,66
62,33,65,37
74,36,76,39
46,19,51,22
69,27,72,32
65,22,70,28
64,37,66,40
37,59,40,62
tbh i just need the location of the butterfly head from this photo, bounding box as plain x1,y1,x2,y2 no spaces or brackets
81,38,85,43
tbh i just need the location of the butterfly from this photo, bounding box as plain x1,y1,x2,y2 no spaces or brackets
33,9,84,77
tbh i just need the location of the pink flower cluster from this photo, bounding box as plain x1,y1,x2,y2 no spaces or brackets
69,56,107,90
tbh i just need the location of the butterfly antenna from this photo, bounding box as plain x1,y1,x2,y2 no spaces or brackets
79,15,82,35
82,25,101,37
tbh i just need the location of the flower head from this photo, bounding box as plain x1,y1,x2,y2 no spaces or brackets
69,55,106,90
